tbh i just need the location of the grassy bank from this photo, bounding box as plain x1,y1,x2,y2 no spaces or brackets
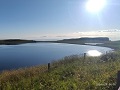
0,41,120,90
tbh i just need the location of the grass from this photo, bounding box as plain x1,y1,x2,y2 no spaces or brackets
0,41,120,89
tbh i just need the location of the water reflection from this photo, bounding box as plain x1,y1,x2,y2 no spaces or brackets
87,50,102,56
0,43,112,71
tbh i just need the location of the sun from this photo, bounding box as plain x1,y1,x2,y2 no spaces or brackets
86,0,106,13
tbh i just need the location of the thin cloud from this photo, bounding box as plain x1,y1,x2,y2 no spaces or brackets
99,29,120,32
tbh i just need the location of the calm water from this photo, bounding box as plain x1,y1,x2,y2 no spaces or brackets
0,43,113,71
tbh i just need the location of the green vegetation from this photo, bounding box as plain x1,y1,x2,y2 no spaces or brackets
0,39,120,89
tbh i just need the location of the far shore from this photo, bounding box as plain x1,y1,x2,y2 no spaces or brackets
0,38,120,51
0,39,36,45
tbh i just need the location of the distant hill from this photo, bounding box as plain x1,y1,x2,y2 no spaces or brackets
0,39,36,45
79,37,109,42
56,37,110,44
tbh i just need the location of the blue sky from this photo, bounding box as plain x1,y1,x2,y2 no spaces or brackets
0,0,120,40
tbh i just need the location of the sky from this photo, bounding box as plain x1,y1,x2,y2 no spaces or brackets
0,0,120,40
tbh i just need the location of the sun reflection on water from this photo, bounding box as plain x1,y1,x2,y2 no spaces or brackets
87,50,102,57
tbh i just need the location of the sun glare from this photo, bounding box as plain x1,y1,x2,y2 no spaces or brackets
86,0,106,13
87,50,102,56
